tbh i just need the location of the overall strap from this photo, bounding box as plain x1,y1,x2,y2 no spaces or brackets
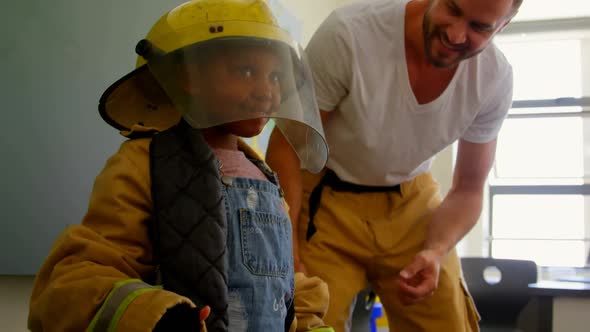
249,158,285,197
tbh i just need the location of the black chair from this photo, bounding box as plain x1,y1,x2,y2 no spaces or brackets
461,257,538,332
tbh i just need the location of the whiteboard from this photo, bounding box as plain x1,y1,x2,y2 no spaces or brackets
0,0,189,275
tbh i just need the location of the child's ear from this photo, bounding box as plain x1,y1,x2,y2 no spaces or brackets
178,64,202,96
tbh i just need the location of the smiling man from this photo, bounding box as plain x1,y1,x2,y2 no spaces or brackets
266,0,523,331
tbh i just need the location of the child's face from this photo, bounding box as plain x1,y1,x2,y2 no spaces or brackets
187,45,283,137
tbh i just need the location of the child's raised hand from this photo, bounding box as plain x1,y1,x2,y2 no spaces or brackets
199,305,211,329
199,305,210,321
154,303,211,331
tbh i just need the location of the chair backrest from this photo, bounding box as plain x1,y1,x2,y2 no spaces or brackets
461,257,538,327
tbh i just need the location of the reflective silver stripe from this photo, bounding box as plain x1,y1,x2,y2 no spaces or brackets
93,281,152,332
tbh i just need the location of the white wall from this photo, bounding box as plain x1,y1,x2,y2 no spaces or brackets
280,0,352,45
0,276,35,332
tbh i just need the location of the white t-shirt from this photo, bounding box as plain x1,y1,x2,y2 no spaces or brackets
306,0,513,186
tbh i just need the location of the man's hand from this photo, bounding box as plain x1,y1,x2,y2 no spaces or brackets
397,249,442,305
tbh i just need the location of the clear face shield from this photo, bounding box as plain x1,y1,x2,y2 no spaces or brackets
135,35,327,173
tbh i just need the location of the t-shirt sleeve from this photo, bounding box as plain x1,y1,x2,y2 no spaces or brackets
305,11,353,112
462,67,514,143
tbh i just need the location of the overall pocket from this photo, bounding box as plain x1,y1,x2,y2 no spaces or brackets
239,208,293,277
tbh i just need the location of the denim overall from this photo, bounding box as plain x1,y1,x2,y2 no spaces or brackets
221,160,295,331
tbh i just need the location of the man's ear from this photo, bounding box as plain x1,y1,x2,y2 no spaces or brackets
497,19,512,34
498,10,518,34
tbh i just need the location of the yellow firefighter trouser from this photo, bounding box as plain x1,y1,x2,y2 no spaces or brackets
298,170,480,332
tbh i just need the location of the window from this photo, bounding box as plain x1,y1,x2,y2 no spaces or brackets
513,0,590,22
488,14,590,267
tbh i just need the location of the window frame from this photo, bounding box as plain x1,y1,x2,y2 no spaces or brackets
487,96,590,265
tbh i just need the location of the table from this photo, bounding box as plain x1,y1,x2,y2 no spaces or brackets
526,280,590,332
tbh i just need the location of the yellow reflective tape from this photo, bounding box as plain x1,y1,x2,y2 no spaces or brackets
107,287,161,332
87,279,156,332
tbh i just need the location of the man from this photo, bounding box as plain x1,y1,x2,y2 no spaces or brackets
266,0,522,331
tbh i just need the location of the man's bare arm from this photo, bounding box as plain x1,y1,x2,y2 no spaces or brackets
398,138,497,304
425,138,497,257
266,111,331,273
266,126,305,270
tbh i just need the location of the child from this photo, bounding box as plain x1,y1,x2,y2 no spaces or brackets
27,1,331,331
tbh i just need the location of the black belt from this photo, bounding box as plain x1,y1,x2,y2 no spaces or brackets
306,170,401,240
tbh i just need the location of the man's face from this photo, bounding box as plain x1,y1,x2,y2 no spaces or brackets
188,45,283,137
422,0,514,68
